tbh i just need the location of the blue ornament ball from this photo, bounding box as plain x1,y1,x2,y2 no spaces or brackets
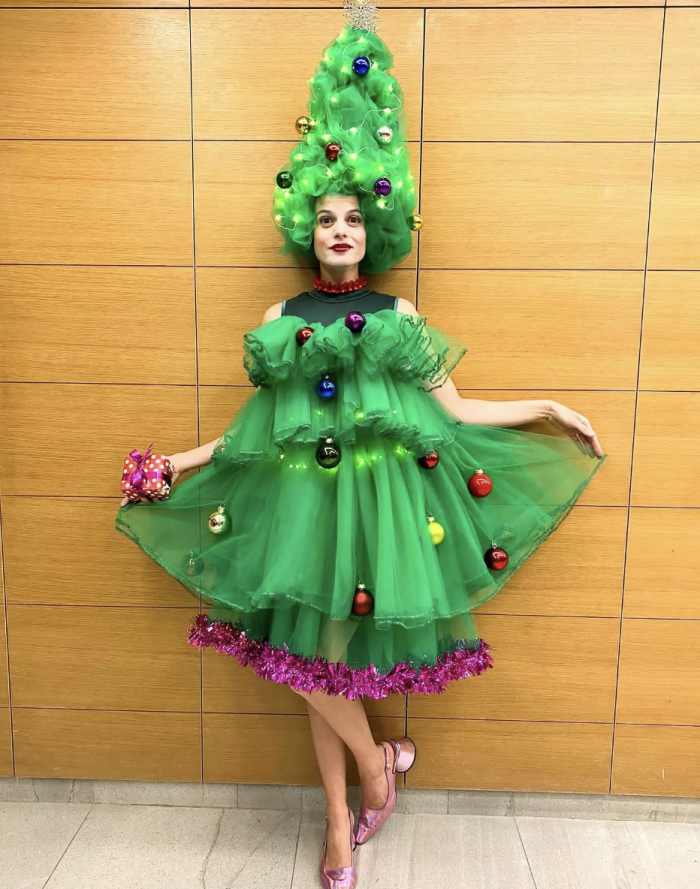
352,56,371,76
316,375,337,400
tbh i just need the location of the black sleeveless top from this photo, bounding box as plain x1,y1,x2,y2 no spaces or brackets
281,285,398,326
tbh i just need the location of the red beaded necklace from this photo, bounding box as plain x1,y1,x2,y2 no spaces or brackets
313,274,367,294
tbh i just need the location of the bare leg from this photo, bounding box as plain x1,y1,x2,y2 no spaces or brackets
296,690,397,868
305,701,353,869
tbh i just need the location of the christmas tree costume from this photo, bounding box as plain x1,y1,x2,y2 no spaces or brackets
114,2,608,700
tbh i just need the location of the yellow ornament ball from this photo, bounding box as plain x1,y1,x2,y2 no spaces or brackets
295,116,316,136
208,505,228,535
427,516,445,545
408,212,424,231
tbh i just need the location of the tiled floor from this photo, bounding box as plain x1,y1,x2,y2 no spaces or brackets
3,800,700,889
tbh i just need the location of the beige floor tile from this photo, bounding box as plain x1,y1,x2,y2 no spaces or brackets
0,802,90,889
517,815,700,889
292,810,535,889
43,804,224,889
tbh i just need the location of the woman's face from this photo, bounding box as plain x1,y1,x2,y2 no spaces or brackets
313,194,367,272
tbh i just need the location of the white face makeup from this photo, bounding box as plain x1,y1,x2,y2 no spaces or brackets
314,194,367,281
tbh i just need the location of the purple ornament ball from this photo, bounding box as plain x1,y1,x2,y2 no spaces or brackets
374,177,392,197
345,311,366,333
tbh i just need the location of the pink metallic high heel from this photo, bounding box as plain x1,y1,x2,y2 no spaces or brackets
319,804,357,889
354,736,417,846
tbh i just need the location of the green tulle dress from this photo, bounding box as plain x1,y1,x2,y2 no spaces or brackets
115,306,608,699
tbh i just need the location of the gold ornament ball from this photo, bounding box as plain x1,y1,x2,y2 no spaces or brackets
208,505,229,535
427,516,445,545
408,212,424,232
295,116,316,136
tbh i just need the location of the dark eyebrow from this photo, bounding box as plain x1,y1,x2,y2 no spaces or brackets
316,209,362,218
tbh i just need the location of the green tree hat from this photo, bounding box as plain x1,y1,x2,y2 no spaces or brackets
271,0,423,275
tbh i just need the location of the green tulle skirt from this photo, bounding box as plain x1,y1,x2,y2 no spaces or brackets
115,309,608,699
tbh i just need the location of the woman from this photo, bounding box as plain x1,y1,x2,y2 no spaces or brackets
118,190,605,888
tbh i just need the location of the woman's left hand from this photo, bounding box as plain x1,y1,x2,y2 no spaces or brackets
545,401,604,459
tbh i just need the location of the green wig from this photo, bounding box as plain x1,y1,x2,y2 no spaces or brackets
271,2,420,275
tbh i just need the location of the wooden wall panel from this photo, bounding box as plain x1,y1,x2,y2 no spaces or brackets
424,9,662,142
1,5,698,797
406,720,614,793
7,605,200,712
639,273,700,391
0,142,193,265
0,709,12,778
420,142,653,270
616,620,700,726
409,615,620,723
419,271,643,392
648,145,700,269
612,725,700,798
13,709,201,781
203,714,404,785
624,508,700,620
0,266,197,385
657,10,700,142
630,392,700,507
0,10,191,139
0,526,11,776
0,551,7,711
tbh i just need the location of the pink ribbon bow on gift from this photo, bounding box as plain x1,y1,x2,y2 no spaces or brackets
127,443,154,490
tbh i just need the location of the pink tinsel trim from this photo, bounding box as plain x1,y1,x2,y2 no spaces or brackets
187,614,494,700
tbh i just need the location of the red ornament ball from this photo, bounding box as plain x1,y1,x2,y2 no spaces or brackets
351,583,374,616
296,326,314,346
417,450,439,469
484,544,509,571
468,469,493,497
325,142,342,162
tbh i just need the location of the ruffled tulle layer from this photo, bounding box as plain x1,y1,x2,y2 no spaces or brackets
242,309,468,392
187,613,493,700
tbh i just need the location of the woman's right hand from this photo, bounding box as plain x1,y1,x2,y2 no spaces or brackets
119,456,181,507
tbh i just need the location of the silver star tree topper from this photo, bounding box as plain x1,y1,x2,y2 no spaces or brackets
343,0,380,34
